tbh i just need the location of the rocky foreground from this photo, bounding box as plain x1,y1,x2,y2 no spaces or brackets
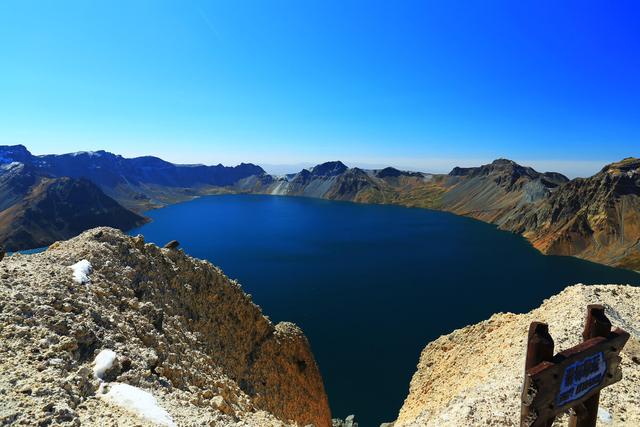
393,284,640,426
0,227,330,426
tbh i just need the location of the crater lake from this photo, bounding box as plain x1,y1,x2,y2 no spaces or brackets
130,194,640,426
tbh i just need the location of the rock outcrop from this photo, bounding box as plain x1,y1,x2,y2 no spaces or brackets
0,227,330,426
393,284,640,426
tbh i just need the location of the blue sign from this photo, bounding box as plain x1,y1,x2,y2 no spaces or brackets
556,352,607,406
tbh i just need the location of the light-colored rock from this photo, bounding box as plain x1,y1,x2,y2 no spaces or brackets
394,284,640,426
0,227,330,426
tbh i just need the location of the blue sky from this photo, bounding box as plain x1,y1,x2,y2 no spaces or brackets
0,1,638,176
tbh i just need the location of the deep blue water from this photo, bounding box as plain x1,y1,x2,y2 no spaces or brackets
131,194,640,426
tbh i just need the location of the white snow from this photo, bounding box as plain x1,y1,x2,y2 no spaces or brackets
70,259,92,284
93,349,117,380
99,383,175,426
0,161,21,171
598,408,613,424
71,150,102,157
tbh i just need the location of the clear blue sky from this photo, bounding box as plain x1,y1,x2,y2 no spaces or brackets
0,1,638,176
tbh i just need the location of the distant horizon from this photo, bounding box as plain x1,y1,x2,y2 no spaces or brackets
3,142,626,178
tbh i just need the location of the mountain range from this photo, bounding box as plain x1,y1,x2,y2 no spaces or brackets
0,144,638,270
0,159,145,251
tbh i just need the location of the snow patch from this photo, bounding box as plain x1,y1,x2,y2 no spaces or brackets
0,161,22,171
93,349,117,380
70,259,92,284
598,408,613,424
99,383,175,426
71,150,102,157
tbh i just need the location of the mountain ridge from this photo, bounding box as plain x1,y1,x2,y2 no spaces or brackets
1,145,638,269
0,154,146,251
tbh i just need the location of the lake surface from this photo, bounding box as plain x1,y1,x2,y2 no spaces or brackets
131,194,640,426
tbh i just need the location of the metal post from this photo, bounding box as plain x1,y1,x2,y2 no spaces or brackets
521,321,555,427
568,305,612,427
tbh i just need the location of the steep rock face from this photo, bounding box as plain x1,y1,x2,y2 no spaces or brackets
265,162,353,198
310,161,348,177
394,284,640,426
263,162,444,208
325,168,381,201
0,165,145,251
502,158,640,269
441,159,569,224
0,228,331,426
375,167,422,179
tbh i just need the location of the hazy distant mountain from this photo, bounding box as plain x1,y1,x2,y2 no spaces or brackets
0,160,144,251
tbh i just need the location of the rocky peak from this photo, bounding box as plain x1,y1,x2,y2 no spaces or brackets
485,158,537,177
0,144,34,164
375,167,421,179
449,159,551,192
310,161,348,177
233,162,267,176
601,157,640,176
491,158,517,166
450,158,532,177
376,167,403,178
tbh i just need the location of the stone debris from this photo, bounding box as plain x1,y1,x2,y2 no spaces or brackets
0,227,330,427
394,284,640,426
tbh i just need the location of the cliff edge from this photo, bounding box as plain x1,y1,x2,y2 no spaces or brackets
394,284,640,426
0,227,331,426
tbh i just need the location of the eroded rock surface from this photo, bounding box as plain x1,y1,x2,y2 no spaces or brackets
0,227,330,426
394,284,640,426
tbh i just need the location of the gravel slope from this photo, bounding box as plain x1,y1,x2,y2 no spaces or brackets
394,284,640,426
